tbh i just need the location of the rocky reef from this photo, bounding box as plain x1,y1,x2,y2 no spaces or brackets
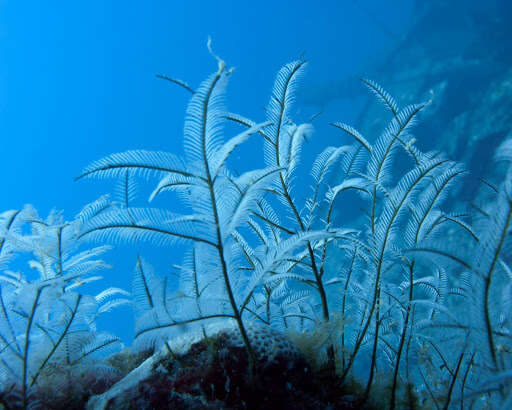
86,321,374,410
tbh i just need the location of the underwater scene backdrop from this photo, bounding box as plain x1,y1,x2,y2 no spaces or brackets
0,0,511,408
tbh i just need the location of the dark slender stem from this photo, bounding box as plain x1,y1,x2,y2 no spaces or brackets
22,287,44,409
364,286,380,400
273,102,334,369
201,68,256,378
390,263,414,410
460,352,475,409
341,248,357,371
443,349,465,410
342,159,446,385
483,198,512,370
30,294,83,388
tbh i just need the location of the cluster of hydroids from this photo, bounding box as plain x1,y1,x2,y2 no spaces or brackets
1,53,511,408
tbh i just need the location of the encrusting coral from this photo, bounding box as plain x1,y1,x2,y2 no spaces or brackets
87,319,375,410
